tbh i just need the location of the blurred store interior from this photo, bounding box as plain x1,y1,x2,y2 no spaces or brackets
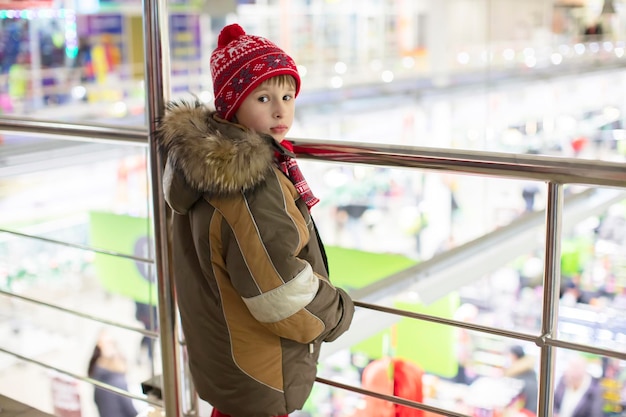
0,1,625,417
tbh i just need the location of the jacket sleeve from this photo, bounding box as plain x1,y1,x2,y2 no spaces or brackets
212,169,354,344
320,287,354,342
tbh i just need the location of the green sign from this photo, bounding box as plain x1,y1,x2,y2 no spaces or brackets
89,211,157,304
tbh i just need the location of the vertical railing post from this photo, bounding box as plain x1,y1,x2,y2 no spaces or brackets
143,1,182,417
536,181,564,417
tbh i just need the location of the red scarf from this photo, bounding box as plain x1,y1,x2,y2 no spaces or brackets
276,140,320,210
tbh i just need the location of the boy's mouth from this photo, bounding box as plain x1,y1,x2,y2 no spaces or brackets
271,125,289,134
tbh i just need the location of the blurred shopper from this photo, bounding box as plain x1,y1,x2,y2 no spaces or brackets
560,280,580,306
90,34,122,101
73,36,94,84
134,300,158,363
87,329,138,417
554,355,604,417
7,52,29,113
453,303,479,385
91,34,121,85
408,205,428,258
521,182,540,213
583,21,603,38
504,345,538,415
612,286,626,310
155,23,354,417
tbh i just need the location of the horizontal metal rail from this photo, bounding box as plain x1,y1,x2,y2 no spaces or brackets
316,376,471,417
292,139,626,186
2,121,625,417
0,288,158,340
0,346,161,408
353,300,626,361
0,116,147,145
0,228,153,264
1,117,624,186
345,188,624,305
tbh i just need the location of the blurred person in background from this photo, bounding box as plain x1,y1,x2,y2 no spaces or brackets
134,300,158,363
87,329,138,417
504,345,538,415
453,303,479,384
73,36,94,84
521,182,540,213
91,33,121,85
553,354,604,417
7,52,29,113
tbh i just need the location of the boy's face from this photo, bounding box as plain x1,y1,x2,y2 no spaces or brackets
234,78,296,142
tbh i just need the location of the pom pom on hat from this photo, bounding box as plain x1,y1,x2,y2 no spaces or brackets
210,24,301,121
217,23,245,48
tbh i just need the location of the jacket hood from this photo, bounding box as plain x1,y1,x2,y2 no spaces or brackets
156,99,281,214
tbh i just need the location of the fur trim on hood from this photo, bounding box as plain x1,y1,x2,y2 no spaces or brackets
155,99,279,214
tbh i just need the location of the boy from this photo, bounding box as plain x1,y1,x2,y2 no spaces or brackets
156,24,355,417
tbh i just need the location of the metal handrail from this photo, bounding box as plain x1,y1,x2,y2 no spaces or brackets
143,1,183,417
1,4,625,411
2,117,624,185
0,228,152,264
291,139,626,186
288,142,623,417
0,289,158,340
1,120,625,416
0,116,147,145
0,346,161,408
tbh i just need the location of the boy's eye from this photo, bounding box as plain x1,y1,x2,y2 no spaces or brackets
257,96,269,103
283,94,293,101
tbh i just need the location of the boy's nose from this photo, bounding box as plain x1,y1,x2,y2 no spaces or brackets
273,100,288,118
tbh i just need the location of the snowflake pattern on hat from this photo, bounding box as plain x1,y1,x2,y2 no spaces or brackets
210,24,301,120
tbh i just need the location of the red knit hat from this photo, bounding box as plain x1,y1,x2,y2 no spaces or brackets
210,24,301,121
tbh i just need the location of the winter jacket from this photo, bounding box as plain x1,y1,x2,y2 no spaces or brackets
91,360,137,417
155,100,355,417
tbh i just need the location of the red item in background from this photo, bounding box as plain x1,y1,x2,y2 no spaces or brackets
571,136,588,154
356,357,425,417
394,359,424,417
